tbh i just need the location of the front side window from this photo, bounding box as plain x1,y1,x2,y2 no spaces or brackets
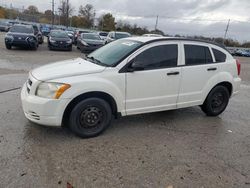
184,45,213,65
132,44,178,70
212,48,226,62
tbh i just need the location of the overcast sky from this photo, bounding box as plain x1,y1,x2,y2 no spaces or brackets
2,0,250,41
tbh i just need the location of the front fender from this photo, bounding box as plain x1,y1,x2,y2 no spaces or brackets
53,75,126,115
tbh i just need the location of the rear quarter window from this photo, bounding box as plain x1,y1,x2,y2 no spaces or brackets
212,48,227,63
184,45,213,65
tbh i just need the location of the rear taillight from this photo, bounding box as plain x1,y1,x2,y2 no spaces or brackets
236,59,241,76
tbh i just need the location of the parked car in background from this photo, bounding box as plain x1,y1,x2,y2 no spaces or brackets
5,24,38,50
104,31,131,44
234,49,250,57
77,33,104,53
21,37,241,138
97,31,109,40
74,30,91,45
66,30,75,43
142,34,163,37
0,20,11,32
32,24,44,44
48,30,72,51
41,25,51,36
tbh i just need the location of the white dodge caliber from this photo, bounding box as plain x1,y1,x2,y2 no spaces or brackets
21,37,241,138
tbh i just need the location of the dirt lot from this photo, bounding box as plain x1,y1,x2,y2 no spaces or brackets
0,32,250,188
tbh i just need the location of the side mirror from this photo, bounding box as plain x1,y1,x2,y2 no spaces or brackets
127,61,144,72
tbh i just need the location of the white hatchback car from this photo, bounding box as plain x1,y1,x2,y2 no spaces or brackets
21,37,241,138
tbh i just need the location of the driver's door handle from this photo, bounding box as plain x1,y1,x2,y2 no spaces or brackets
167,71,180,76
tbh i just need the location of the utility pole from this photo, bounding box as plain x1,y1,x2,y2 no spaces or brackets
66,0,69,27
51,0,55,27
155,15,159,31
224,19,230,42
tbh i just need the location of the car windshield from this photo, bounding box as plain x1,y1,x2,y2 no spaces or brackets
82,34,101,40
50,31,68,38
115,33,130,39
86,39,143,66
10,25,33,33
0,21,8,26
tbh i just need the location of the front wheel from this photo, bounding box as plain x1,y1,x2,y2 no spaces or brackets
5,44,11,50
69,98,112,138
201,86,229,116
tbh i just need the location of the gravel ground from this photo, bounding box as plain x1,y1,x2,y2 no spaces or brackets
0,32,250,188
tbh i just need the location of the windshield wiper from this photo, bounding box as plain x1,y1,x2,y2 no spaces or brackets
85,56,108,67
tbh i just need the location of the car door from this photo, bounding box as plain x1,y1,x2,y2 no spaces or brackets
125,42,182,115
177,43,218,108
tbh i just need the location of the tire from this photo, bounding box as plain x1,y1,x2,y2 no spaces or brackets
201,86,230,116
6,44,11,50
68,46,72,51
32,43,38,51
69,98,112,138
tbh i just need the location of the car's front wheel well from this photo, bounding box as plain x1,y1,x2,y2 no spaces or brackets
62,92,118,127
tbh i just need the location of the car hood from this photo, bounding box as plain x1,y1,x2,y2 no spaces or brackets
51,37,70,41
7,32,35,38
31,57,106,81
84,39,104,45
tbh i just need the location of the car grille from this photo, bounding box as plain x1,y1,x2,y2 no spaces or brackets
26,78,32,94
88,43,102,47
56,41,66,45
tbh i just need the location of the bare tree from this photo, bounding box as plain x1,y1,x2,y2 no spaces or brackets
79,4,95,28
58,0,73,26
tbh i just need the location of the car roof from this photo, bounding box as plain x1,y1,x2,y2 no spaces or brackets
129,37,228,51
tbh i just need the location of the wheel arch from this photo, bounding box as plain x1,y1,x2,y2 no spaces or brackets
62,91,119,126
203,81,233,105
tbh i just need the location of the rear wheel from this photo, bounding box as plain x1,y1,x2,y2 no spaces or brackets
201,86,229,116
69,98,112,138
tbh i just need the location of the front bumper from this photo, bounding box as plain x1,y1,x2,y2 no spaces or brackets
21,81,70,127
80,45,103,52
5,38,37,48
49,42,72,50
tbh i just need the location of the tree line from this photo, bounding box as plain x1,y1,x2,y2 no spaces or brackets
0,2,250,47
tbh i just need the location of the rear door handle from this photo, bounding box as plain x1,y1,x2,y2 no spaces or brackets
167,71,180,76
207,67,217,71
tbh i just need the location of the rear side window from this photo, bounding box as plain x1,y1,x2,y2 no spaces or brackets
134,44,178,70
212,48,226,62
184,45,213,65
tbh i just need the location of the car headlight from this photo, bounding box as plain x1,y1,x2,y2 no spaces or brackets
5,35,14,40
80,40,88,46
66,39,72,44
36,82,71,99
49,38,56,43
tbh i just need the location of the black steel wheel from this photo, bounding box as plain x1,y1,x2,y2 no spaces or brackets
201,86,230,116
69,98,112,138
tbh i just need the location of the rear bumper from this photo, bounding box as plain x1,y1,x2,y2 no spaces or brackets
232,77,241,96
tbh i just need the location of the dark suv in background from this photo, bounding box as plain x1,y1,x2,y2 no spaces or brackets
4,24,39,50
